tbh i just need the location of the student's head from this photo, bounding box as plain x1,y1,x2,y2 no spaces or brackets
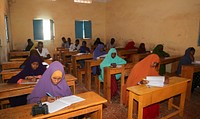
27,39,32,43
156,44,164,51
82,41,87,46
62,37,66,43
110,38,115,44
75,39,79,45
37,41,43,50
139,43,145,48
67,37,71,43
31,62,39,70
51,70,62,85
190,47,195,56
111,52,116,58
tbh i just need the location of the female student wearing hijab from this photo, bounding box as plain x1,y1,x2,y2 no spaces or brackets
122,54,160,119
92,44,107,75
27,61,72,104
176,47,200,92
99,48,126,97
137,43,146,53
8,55,46,107
153,44,170,75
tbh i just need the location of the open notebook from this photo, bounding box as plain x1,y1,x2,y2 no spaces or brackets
43,95,85,113
146,76,165,87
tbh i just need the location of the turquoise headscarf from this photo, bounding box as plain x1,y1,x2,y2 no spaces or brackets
99,48,127,82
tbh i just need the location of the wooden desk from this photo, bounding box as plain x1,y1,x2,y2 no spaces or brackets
0,91,107,119
118,49,137,57
0,69,22,83
0,83,35,100
9,58,26,62
65,74,77,94
160,56,181,73
130,53,150,63
9,51,29,59
72,54,93,77
1,61,23,70
104,66,125,104
181,64,200,101
127,77,190,119
85,59,103,90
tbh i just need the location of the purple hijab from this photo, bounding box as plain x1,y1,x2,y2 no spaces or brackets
8,55,46,83
27,61,72,104
93,44,107,59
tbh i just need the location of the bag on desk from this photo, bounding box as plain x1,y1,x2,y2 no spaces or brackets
32,101,49,116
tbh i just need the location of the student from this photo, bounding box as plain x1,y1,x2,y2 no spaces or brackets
153,44,170,75
61,37,68,48
36,41,51,59
27,61,72,104
25,38,34,51
124,40,138,50
137,43,146,53
8,55,46,107
69,39,80,51
20,49,44,69
122,54,160,119
176,47,200,92
79,41,90,53
99,48,126,97
106,38,116,50
92,44,107,75
93,37,104,51
66,37,72,48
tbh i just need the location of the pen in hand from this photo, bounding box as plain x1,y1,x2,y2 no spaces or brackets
46,92,56,102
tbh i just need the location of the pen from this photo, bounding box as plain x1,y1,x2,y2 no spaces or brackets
46,92,54,98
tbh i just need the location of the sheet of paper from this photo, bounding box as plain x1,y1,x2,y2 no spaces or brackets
192,61,200,64
43,95,85,113
146,76,165,87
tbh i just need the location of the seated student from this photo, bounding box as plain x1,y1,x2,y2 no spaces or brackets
153,44,170,75
8,55,46,107
25,38,34,51
99,48,126,97
93,37,104,51
122,54,160,119
69,39,80,52
137,43,146,53
106,38,116,50
79,41,90,53
27,61,72,104
20,49,44,69
176,47,200,92
67,37,72,48
61,37,68,48
92,44,107,75
78,41,91,68
124,40,138,50
36,41,51,59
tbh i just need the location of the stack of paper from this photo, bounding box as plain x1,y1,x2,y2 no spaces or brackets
43,95,85,113
192,61,200,64
146,76,165,87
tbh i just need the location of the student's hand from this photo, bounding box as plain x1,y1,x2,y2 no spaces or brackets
140,79,149,84
55,96,61,100
111,63,117,68
47,96,56,103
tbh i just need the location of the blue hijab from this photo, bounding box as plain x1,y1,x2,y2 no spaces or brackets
93,44,107,59
176,47,194,75
99,48,127,82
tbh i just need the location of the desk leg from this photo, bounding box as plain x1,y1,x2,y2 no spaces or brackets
85,62,91,90
138,102,143,119
128,91,133,119
90,105,102,119
179,92,186,117
168,98,173,110
104,68,111,102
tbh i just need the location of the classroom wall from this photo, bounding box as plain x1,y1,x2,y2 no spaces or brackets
9,0,106,54
106,0,200,60
0,0,10,63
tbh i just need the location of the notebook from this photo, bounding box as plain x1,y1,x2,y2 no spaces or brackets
43,95,85,113
146,76,165,87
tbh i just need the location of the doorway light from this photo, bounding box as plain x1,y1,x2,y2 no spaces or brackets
74,0,92,4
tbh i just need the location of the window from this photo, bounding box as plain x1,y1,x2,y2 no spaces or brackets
75,20,92,39
4,15,9,42
33,19,55,40
74,0,92,4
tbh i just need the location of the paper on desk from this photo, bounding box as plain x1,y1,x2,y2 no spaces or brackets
43,95,85,113
192,61,200,64
146,76,165,87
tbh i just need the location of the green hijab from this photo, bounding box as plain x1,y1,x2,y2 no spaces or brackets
99,48,127,82
153,44,170,75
